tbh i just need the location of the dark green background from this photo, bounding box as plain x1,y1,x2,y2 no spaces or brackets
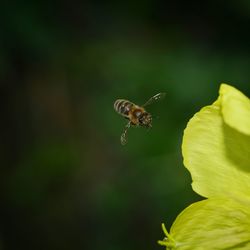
2,1,250,250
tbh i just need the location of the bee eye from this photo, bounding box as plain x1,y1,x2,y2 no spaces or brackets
135,111,142,117
139,115,145,123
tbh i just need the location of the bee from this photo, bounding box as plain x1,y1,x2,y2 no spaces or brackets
114,93,166,145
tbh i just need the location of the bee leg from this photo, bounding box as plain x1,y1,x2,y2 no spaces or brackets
121,121,131,145
146,124,152,131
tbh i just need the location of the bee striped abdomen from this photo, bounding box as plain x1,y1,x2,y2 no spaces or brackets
114,99,133,117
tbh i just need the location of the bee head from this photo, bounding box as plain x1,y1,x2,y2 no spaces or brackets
139,112,152,128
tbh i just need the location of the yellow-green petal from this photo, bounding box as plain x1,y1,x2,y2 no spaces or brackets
160,198,250,250
182,85,250,199
220,83,250,136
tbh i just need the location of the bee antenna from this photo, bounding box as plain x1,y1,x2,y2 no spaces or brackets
152,115,159,119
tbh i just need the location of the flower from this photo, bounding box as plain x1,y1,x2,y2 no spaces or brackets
158,84,250,249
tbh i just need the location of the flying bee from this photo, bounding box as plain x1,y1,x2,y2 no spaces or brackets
114,93,166,145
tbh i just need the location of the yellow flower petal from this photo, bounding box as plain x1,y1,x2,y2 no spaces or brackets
182,84,250,198
160,84,250,250
159,198,250,250
220,83,250,136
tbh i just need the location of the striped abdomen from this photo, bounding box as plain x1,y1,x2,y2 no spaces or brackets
114,99,134,117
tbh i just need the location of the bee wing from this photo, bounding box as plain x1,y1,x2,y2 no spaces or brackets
142,93,166,107
121,121,131,145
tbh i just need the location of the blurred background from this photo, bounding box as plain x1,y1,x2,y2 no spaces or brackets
1,1,250,249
